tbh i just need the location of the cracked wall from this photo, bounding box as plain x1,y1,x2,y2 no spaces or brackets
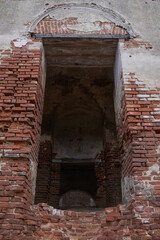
0,1,160,239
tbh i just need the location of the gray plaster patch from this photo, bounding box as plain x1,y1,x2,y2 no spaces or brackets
30,160,38,197
13,38,27,47
0,34,16,51
156,145,160,154
66,23,102,33
121,175,135,203
28,41,42,50
49,8,110,22
114,42,124,125
41,134,52,141
145,163,159,176
120,45,160,88
41,46,46,90
0,162,6,171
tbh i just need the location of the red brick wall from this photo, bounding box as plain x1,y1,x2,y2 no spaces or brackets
0,39,44,239
0,10,160,239
32,201,160,240
34,16,128,36
105,143,122,207
118,70,160,200
94,141,121,207
35,141,122,208
48,162,61,207
117,72,160,229
35,140,52,204
35,140,61,208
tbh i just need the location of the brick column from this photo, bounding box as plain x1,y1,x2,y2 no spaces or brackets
95,161,107,207
105,142,122,207
0,39,44,239
35,140,52,204
48,162,61,208
119,73,160,201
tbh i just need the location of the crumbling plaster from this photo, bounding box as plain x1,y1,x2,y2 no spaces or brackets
0,0,160,89
0,0,159,45
113,42,123,126
120,44,160,88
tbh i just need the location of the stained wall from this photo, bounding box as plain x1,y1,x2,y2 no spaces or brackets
0,1,160,239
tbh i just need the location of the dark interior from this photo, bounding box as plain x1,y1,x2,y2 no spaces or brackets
35,38,122,209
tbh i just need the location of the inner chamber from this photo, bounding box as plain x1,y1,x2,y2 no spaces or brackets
35,38,122,210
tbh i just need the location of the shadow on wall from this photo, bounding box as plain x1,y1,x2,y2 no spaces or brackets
53,93,104,160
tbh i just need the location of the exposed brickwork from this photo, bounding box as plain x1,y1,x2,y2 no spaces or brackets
34,16,128,36
0,39,44,239
31,201,160,240
105,202,160,240
35,140,61,207
95,142,122,207
122,38,153,49
48,162,61,207
35,140,122,208
0,39,43,165
118,73,160,198
118,74,160,233
95,161,107,207
104,143,122,207
0,7,159,239
35,141,52,204
32,203,107,240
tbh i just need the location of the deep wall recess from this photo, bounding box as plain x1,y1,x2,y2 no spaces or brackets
35,38,122,209
0,2,160,240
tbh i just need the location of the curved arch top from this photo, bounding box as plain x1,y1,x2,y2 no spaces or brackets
28,3,136,38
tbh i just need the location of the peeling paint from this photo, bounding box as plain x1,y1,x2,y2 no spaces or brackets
30,160,38,197
13,38,27,47
120,46,160,88
28,3,136,37
156,145,160,154
50,9,110,22
66,22,102,32
0,162,6,171
28,41,42,50
121,176,135,203
145,163,159,176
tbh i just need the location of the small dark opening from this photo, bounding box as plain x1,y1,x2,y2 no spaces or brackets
61,163,96,198
59,163,96,209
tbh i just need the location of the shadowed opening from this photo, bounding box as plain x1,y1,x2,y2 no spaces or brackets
35,38,122,210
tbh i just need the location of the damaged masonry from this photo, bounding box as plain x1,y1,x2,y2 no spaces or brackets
0,1,160,240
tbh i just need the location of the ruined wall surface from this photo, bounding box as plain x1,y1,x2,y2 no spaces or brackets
0,0,160,48
0,1,160,239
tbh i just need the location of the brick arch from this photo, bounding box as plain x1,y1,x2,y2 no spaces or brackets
28,3,136,38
